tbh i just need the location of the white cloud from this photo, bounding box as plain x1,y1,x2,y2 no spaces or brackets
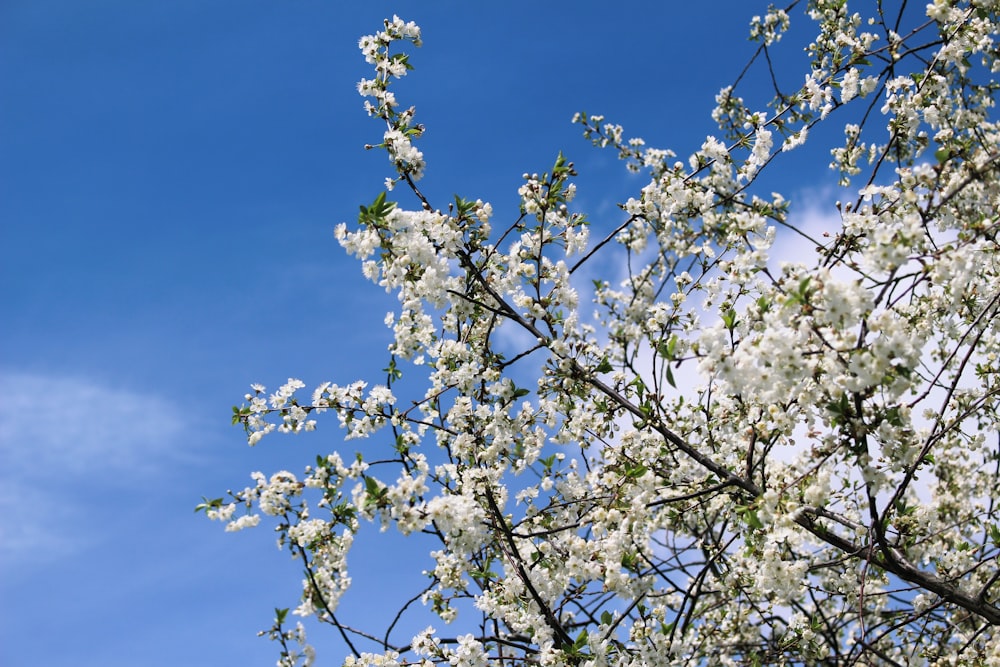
0,370,189,562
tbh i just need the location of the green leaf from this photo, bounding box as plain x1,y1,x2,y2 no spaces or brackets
601,611,613,626
736,504,764,530
625,463,648,479
825,394,852,425
657,334,678,361
383,357,403,382
359,191,396,225
231,405,250,426
722,308,738,331
595,357,613,373
621,551,640,571
884,406,904,427
453,195,476,217
935,147,951,164
798,276,812,298
195,497,224,513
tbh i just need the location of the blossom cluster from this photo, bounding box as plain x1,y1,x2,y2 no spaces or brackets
206,3,1000,666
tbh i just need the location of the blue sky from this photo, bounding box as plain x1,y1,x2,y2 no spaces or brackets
0,2,834,665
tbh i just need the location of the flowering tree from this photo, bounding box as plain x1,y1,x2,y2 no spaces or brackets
201,2,1000,665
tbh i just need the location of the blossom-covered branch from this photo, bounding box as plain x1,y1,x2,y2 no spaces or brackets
204,5,1000,665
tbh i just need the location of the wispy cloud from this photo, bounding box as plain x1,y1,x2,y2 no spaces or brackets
0,370,189,563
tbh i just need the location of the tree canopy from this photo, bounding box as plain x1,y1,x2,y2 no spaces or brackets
202,2,1000,665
